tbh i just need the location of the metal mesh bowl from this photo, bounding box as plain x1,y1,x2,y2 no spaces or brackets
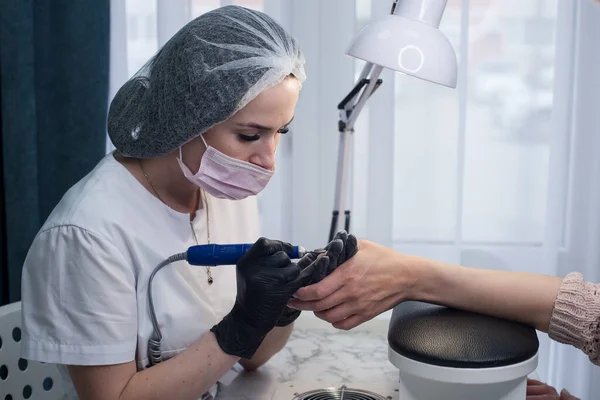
292,385,389,400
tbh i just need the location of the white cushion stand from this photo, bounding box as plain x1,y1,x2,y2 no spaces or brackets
388,302,539,400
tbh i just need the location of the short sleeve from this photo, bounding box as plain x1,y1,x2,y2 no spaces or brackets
21,225,137,365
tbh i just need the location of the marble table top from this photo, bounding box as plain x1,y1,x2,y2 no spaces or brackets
216,313,399,399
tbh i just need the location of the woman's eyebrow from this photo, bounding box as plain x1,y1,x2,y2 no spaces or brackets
236,116,295,131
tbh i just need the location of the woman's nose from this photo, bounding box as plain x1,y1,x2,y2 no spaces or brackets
249,139,277,171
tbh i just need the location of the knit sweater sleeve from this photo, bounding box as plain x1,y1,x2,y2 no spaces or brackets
548,272,600,366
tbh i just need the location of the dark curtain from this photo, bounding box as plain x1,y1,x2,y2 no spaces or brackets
0,0,110,305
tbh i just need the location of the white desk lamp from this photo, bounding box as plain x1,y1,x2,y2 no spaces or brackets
329,0,458,240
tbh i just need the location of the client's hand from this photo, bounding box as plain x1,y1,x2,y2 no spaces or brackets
527,379,579,399
290,239,422,330
211,238,328,358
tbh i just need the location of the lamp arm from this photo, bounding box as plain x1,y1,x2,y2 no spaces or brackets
344,65,384,131
329,64,384,241
329,0,399,241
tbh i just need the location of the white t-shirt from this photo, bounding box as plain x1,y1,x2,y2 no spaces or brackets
20,153,260,398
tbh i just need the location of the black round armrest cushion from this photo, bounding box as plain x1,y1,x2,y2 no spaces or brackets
388,301,539,368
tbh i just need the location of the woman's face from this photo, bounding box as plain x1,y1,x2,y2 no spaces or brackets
181,76,300,172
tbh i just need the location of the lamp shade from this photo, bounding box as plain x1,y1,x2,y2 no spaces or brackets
346,0,458,88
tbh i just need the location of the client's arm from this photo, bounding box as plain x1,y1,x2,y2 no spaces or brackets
415,255,563,332
290,240,600,365
291,240,562,330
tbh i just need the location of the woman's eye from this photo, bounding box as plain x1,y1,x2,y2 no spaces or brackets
238,134,261,142
278,127,290,134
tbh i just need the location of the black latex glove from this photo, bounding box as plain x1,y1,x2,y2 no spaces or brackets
326,231,358,273
310,231,359,283
276,251,328,326
211,238,328,359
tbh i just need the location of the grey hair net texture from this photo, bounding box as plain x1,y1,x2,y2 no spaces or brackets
108,5,306,158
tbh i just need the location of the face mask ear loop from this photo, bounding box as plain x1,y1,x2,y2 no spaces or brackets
200,134,209,149
178,134,207,164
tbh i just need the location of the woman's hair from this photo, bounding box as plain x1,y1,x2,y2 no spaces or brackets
108,5,305,159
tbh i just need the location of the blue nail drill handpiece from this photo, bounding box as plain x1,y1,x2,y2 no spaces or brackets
186,243,307,266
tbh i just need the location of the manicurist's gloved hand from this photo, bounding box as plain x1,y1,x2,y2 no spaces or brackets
309,231,359,283
276,251,329,326
211,238,329,358
326,231,358,273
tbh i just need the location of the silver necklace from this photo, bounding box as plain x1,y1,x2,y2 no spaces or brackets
138,159,213,284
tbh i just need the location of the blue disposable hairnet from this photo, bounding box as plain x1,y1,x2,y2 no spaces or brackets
108,5,306,158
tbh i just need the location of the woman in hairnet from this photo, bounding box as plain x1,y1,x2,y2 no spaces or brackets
20,6,351,399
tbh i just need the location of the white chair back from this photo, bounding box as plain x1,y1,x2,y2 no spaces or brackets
0,301,65,399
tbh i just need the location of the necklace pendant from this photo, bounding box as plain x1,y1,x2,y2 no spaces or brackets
208,277,214,285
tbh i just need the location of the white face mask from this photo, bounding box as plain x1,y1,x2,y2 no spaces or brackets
176,135,274,200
